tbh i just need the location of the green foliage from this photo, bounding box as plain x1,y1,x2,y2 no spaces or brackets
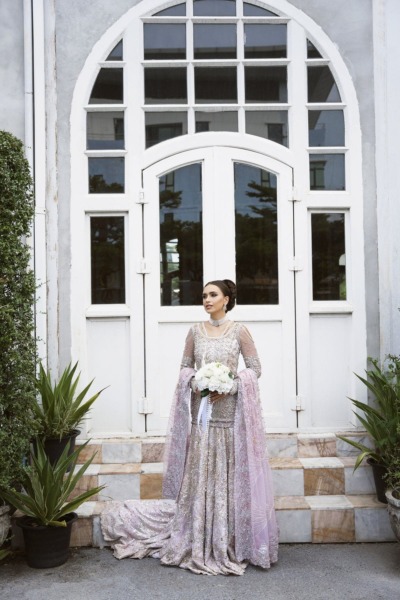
33,362,105,439
0,439,105,527
0,131,37,493
385,454,400,495
338,355,400,470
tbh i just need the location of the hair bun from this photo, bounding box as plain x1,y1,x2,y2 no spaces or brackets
223,279,236,312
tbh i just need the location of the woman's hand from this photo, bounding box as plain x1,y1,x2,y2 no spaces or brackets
209,391,227,403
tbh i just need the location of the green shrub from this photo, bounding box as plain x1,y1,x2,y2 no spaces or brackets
0,131,37,493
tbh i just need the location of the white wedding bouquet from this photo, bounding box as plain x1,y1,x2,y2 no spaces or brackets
194,361,234,398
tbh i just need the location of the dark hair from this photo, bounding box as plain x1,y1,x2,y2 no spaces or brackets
204,279,237,312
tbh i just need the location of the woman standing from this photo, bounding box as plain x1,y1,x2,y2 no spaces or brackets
101,279,278,575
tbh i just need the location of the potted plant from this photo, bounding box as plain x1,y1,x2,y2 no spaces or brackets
338,355,400,503
32,361,105,465
0,439,105,568
385,453,400,541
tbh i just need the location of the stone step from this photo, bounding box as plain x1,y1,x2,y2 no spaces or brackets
68,494,395,548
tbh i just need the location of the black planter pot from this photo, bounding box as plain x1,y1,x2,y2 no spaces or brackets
17,512,78,568
33,429,80,471
367,458,388,504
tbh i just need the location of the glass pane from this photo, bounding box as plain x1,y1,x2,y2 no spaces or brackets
312,213,346,301
145,112,188,147
245,67,287,103
89,157,124,193
195,111,238,132
308,110,344,147
193,0,236,16
244,24,286,59
145,68,187,104
307,39,322,59
308,66,341,102
246,110,288,146
194,24,236,59
87,112,124,149
243,3,277,16
89,68,123,104
309,154,345,191
106,41,123,61
195,67,237,103
144,24,186,60
91,216,125,304
159,164,203,306
154,3,186,16
235,163,278,305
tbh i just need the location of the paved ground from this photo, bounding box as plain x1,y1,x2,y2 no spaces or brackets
0,544,399,600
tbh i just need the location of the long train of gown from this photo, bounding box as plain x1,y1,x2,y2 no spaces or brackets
101,322,279,575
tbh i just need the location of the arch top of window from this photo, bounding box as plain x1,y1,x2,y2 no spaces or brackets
150,1,279,18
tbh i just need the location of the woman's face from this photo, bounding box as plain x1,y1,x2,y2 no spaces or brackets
202,284,229,317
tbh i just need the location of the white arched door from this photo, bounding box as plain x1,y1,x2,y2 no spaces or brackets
142,147,296,434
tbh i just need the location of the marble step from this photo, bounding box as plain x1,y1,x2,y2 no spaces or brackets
67,493,395,548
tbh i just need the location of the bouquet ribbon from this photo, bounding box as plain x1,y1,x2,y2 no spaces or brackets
197,393,212,431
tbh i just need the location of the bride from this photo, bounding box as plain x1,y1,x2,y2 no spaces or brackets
101,279,279,575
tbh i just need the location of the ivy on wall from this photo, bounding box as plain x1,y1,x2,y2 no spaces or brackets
0,131,37,492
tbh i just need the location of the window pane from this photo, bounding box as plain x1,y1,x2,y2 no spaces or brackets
145,112,188,148
159,164,203,306
194,24,236,59
195,67,237,103
89,157,124,193
312,213,346,301
154,3,186,16
307,39,322,59
193,0,236,16
308,66,341,102
195,111,238,132
89,68,123,104
144,24,186,60
244,24,287,58
246,111,288,146
308,110,344,147
309,154,345,191
235,163,278,305
87,112,124,149
91,216,125,304
243,3,277,16
145,68,187,104
106,41,123,61
245,67,287,103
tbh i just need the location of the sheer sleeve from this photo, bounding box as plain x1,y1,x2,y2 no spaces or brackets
180,326,195,369
239,324,262,378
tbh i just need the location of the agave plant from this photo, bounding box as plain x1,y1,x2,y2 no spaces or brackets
33,362,105,439
0,439,105,527
338,355,400,470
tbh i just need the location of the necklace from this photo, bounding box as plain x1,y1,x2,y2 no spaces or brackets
209,315,229,327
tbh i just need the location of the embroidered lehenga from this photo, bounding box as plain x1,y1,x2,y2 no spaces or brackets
101,322,279,575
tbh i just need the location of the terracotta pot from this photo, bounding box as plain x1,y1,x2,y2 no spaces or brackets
0,505,11,546
385,489,400,542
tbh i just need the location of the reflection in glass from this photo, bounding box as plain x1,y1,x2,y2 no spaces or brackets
243,3,277,16
195,111,238,132
194,24,236,59
87,112,124,149
145,112,188,147
89,157,124,193
308,66,341,102
193,0,236,16
308,110,344,147
154,3,186,16
244,24,286,59
235,163,278,305
144,24,186,60
89,68,123,104
312,213,346,300
91,216,125,304
145,68,187,104
106,41,123,61
159,164,203,306
246,110,288,146
195,67,237,104
245,67,287,103
309,154,345,191
307,39,322,59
